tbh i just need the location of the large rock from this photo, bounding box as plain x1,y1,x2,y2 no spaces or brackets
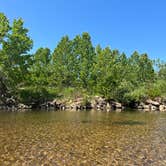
114,102,122,109
150,105,158,111
137,99,166,112
6,97,16,106
143,105,150,109
18,103,31,109
91,96,107,110
66,97,91,110
146,99,160,106
137,102,145,110
52,99,66,110
159,105,166,112
110,101,123,110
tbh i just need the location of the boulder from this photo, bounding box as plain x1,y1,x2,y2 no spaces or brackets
18,103,31,109
150,105,158,111
91,96,107,110
154,97,162,104
137,102,144,109
111,101,122,109
143,105,150,110
159,105,166,112
115,102,122,109
146,99,160,106
6,97,16,106
137,105,143,109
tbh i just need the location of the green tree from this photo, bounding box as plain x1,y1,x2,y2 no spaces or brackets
158,62,166,80
0,13,10,41
28,47,51,87
2,18,33,86
72,32,95,89
52,36,77,87
93,46,117,98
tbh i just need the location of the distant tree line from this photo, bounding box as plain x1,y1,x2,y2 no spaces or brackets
0,13,166,105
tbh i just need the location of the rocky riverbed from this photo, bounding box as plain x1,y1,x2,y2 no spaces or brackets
0,111,166,165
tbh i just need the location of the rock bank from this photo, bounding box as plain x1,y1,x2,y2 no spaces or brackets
137,98,166,112
0,96,166,112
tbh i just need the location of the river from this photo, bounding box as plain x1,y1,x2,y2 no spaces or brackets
0,110,166,165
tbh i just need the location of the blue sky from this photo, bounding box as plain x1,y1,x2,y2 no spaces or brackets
0,0,166,60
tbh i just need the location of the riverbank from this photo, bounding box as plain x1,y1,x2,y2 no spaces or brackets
1,96,166,112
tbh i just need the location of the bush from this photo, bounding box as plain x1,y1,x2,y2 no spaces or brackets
18,86,56,105
125,85,147,103
147,80,166,98
124,80,166,103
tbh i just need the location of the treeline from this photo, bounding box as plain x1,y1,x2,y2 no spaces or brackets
0,13,166,105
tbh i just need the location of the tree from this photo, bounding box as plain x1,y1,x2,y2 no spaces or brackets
52,36,77,87
0,13,10,41
2,17,33,86
158,62,166,80
0,13,10,79
72,32,95,89
93,46,118,98
28,47,51,87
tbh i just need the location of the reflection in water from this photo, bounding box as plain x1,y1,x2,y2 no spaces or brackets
0,110,166,165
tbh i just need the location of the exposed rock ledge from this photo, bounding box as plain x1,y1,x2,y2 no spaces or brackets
137,98,166,112
0,96,166,112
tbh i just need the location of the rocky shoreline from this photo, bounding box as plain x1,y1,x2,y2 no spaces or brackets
137,98,166,112
0,96,166,112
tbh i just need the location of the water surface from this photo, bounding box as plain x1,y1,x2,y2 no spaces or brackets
0,110,166,165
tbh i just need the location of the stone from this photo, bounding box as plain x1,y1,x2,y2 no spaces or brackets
137,105,143,109
159,105,166,112
111,101,122,109
143,105,150,110
91,96,107,110
115,102,122,108
18,103,30,109
6,97,16,106
150,105,158,111
146,99,160,106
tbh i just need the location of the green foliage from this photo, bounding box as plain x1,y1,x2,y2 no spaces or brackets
125,85,148,102
19,86,56,105
125,80,166,102
0,14,33,89
57,87,89,100
158,62,166,80
147,80,166,98
52,36,76,87
0,13,10,41
0,13,165,105
73,32,95,89
27,47,51,87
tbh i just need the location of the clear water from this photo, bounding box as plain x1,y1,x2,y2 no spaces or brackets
0,110,166,165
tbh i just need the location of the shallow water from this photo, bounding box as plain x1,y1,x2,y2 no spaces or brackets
0,110,166,165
